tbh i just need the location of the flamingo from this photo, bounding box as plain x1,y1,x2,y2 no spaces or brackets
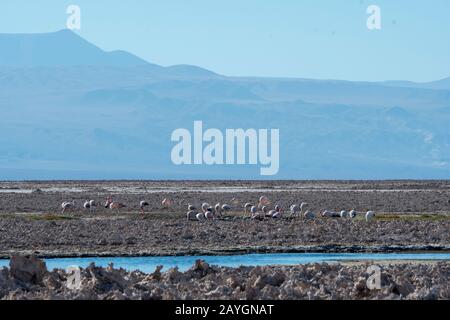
109,202,126,209
140,201,150,214
365,211,376,222
304,210,316,220
250,206,259,219
221,204,232,212
322,210,340,218
259,196,269,206
205,207,215,220
300,202,308,213
244,203,253,216
273,211,282,219
83,200,96,212
290,204,300,217
105,197,126,210
188,204,196,211
201,203,211,213
162,198,173,209
220,204,232,217
196,212,206,222
268,209,277,217
261,206,269,216
214,203,222,218
186,210,197,221
349,210,357,219
61,201,75,214
340,210,349,218
272,206,283,219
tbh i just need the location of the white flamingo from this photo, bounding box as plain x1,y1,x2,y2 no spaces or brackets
349,210,357,219
365,211,376,222
273,206,283,219
196,212,206,222
61,200,75,214
340,210,349,218
268,209,277,217
244,203,253,214
140,201,150,214
83,200,96,212
188,204,196,211
290,204,300,217
214,203,222,217
250,205,261,219
300,202,308,217
186,210,197,221
273,211,282,219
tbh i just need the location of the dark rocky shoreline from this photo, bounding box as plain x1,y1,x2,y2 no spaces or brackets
1,245,450,260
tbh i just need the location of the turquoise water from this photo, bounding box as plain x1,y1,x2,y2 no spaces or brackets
0,252,449,273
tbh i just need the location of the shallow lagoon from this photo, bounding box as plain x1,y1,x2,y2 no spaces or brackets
1,252,449,273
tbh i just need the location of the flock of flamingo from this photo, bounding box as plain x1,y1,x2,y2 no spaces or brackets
61,195,376,222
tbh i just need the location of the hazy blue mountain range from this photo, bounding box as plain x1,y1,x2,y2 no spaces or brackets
0,30,449,179
0,29,148,67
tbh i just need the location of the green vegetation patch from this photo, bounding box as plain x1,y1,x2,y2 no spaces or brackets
28,214,76,221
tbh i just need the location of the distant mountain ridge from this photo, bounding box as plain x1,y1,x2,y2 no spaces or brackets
0,29,218,79
0,29,448,88
382,77,450,91
0,29,149,67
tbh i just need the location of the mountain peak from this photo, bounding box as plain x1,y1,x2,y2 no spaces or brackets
0,29,149,67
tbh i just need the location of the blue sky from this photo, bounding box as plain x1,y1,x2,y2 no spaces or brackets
0,0,449,82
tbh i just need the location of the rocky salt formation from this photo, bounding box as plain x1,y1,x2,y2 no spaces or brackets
0,256,448,300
